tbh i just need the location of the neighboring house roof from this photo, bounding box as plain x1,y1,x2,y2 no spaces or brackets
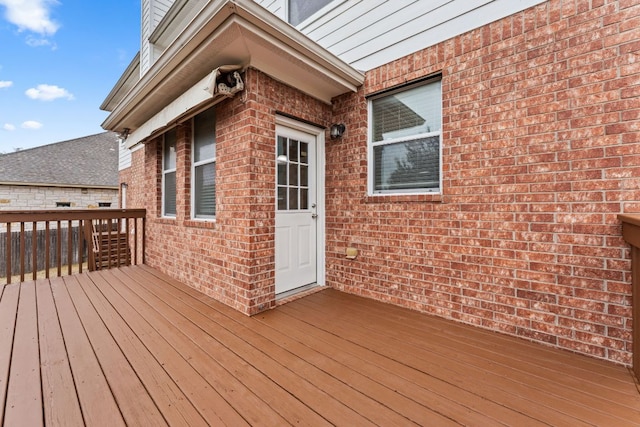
0,132,119,188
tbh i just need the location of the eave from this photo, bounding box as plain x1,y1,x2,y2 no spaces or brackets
101,0,364,137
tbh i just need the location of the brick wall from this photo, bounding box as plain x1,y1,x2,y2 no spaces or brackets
327,0,639,365
0,184,118,210
127,68,331,315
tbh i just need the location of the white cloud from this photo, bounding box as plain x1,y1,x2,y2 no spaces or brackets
0,0,60,35
21,120,42,129
25,84,73,101
26,35,56,49
0,80,12,89
3,123,16,131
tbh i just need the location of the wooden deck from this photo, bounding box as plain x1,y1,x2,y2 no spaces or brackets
1,265,639,426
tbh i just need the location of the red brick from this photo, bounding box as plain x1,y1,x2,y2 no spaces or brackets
122,0,639,366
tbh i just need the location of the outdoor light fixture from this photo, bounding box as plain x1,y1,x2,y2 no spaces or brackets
330,123,345,139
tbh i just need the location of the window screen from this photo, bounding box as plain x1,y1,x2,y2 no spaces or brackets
193,107,216,218
370,78,442,194
288,0,331,25
163,129,177,216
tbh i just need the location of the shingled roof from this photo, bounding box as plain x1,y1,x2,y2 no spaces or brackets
0,132,119,188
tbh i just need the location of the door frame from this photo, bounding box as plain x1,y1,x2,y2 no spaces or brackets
275,115,326,290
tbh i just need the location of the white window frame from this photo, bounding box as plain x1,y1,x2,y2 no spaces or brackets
368,77,443,196
191,108,216,220
286,0,338,27
162,131,177,218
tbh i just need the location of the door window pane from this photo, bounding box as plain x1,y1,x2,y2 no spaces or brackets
289,188,299,210
289,163,298,186
277,135,312,211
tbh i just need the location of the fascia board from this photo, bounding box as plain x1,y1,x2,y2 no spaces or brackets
102,0,363,133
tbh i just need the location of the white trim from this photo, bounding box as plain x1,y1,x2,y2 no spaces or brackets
102,0,363,135
367,78,443,196
275,115,326,288
125,68,232,149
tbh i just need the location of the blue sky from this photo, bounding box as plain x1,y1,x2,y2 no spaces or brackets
0,0,140,152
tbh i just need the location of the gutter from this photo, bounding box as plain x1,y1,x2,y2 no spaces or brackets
101,0,364,134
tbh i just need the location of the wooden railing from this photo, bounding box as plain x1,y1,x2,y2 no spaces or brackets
0,209,145,284
619,213,640,381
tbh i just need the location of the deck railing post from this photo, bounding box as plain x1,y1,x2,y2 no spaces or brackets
619,213,640,381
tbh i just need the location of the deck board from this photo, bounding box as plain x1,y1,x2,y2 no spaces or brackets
50,276,126,427
75,271,209,427
4,281,42,427
36,279,84,427
1,265,640,426
63,274,168,426
112,266,360,426
84,269,239,426
286,291,638,426
103,268,282,426
0,283,19,426
294,291,640,423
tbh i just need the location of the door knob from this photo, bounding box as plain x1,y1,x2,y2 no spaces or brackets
311,213,318,219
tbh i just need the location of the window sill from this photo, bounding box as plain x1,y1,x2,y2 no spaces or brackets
364,193,443,203
156,217,176,224
185,219,216,229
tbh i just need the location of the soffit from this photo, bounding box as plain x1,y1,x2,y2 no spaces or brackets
102,0,364,135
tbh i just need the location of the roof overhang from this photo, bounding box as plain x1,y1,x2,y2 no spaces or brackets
101,0,364,143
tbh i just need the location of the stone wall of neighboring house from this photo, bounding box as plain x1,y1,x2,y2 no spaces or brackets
326,0,639,366
0,184,118,210
127,67,332,315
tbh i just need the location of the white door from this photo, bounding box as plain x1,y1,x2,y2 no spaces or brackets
275,125,317,294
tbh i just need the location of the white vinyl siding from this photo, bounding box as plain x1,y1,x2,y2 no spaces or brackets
285,0,546,71
141,0,176,74
118,143,132,171
254,0,285,20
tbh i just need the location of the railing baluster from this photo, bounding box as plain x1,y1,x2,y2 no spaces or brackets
107,219,113,269
116,218,121,268
6,222,11,284
45,221,50,278
125,218,131,265
97,219,103,270
19,222,25,282
133,218,138,265
78,219,84,274
67,220,72,276
56,221,62,277
141,216,145,265
31,221,37,281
